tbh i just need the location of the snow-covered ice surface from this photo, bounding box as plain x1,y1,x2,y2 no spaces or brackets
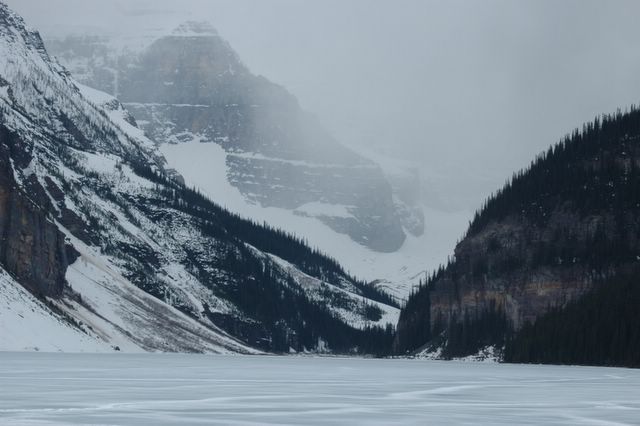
1,353,639,426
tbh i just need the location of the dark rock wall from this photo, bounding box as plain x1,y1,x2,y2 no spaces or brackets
0,127,77,298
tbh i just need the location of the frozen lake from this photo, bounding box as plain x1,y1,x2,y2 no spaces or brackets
1,353,639,425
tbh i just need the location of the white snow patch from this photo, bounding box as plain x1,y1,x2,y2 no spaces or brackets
171,21,219,37
77,150,119,175
229,150,377,169
125,102,211,108
456,346,501,363
74,81,113,105
0,267,111,353
75,82,156,152
416,345,501,363
294,202,355,219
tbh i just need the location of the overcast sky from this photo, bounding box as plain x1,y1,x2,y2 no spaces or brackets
7,0,640,207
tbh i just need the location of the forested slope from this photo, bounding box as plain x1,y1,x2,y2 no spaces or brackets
395,107,640,366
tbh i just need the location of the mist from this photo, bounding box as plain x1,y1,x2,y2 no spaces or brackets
7,0,640,211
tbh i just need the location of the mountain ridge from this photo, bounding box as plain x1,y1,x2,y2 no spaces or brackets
0,1,397,355
45,21,423,254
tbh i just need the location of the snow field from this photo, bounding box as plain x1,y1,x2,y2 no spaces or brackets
1,353,639,425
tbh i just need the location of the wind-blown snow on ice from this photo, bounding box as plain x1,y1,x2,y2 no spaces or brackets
1,353,639,426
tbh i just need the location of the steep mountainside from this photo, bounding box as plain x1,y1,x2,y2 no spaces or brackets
395,109,640,366
0,2,398,354
46,23,423,254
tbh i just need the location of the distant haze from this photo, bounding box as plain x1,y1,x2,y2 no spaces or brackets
7,0,640,210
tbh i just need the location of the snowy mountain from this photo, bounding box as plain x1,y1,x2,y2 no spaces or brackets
0,2,398,354
40,22,450,301
45,23,422,255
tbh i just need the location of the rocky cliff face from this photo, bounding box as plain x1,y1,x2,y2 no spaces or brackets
427,217,598,332
395,110,640,356
0,129,77,297
0,12,77,298
46,23,415,252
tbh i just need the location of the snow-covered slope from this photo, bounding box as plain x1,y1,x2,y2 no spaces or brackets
0,2,398,354
45,23,422,255
0,266,111,352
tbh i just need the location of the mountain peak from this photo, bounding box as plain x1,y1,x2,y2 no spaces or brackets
2,2,50,52
171,21,218,37
0,1,12,17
